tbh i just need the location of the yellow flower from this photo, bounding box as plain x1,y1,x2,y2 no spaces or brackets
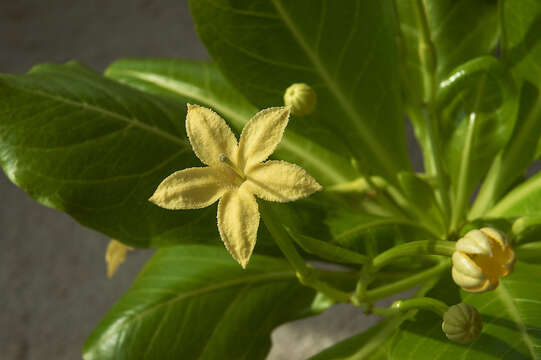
452,227,515,293
105,239,133,278
150,104,322,268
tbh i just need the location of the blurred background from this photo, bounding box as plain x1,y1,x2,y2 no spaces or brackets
0,1,412,359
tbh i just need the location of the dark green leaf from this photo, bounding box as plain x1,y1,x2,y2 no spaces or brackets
391,262,541,359
189,0,410,180
105,58,357,185
83,245,315,360
0,62,270,253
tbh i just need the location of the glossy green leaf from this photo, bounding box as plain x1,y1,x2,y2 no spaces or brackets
391,262,541,359
437,57,518,221
189,0,410,181
83,245,315,360
395,0,499,105
105,58,357,185
0,62,273,253
309,317,404,360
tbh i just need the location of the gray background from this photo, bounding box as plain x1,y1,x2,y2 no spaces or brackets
0,1,393,359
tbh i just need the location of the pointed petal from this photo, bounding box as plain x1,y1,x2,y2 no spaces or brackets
245,160,322,202
105,239,133,278
186,104,238,167
149,167,229,209
217,186,259,268
238,106,290,170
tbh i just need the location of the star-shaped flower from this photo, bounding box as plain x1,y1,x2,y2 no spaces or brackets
150,104,322,268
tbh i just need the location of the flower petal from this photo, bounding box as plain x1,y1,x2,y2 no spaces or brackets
186,104,238,167
238,106,290,170
245,160,322,202
217,186,259,268
149,167,229,209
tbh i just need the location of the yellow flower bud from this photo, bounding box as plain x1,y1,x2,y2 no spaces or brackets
442,303,482,343
452,227,515,293
283,83,317,116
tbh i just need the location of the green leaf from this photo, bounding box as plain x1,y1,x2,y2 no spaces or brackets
105,58,357,185
395,0,499,105
488,171,541,218
189,0,410,180
83,245,315,360
309,317,404,360
471,83,541,218
0,62,269,253
436,57,518,223
501,0,541,87
391,262,541,359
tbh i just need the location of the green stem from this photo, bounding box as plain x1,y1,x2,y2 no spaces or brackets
364,259,450,302
414,0,437,102
371,240,455,271
259,202,350,302
391,297,449,316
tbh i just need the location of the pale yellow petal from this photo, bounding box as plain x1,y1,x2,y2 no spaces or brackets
149,167,229,209
105,239,133,278
217,185,259,268
238,106,291,170
244,160,322,202
186,104,238,167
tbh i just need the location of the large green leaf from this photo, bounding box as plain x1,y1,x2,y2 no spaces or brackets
105,58,357,185
83,245,315,360
0,62,271,252
395,0,499,105
189,0,410,181
391,262,541,359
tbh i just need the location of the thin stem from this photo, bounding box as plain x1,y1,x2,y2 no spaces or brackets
371,240,455,272
259,202,350,302
391,297,449,316
364,259,450,302
414,0,437,102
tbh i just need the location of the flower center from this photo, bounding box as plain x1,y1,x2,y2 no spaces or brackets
219,154,246,182
470,238,514,281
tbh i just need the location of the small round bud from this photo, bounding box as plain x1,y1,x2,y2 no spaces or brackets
283,83,317,116
452,227,515,293
442,303,482,343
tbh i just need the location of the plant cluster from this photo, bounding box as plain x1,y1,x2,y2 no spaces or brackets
1,1,541,359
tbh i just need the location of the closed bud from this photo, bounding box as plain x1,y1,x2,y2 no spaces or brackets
452,227,515,293
283,83,317,116
442,303,482,343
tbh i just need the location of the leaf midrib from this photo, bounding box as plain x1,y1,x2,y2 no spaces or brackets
0,80,189,149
